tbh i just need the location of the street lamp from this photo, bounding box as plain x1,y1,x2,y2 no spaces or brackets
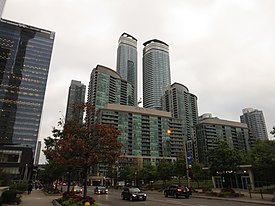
184,142,191,188
163,129,172,158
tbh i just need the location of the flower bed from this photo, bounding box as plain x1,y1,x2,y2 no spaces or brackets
56,192,98,206
42,186,61,195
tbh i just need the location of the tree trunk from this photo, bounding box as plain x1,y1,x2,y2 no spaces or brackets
67,169,72,193
83,166,88,198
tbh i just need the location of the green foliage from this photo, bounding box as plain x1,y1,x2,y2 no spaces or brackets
250,139,275,181
157,160,174,186
57,194,98,206
207,140,242,175
9,181,28,192
139,164,157,184
173,157,186,178
1,190,21,204
37,161,65,185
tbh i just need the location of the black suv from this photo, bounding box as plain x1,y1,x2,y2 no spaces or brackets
164,185,191,198
121,187,147,201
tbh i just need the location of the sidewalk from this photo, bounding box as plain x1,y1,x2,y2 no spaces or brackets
192,188,275,205
13,189,61,206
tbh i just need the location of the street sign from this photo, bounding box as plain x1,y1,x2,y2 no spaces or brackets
187,151,192,166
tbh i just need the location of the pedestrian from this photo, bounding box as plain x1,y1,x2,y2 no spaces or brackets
27,183,33,194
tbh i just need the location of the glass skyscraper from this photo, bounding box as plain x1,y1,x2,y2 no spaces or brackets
143,39,171,110
0,19,55,152
65,80,86,124
162,83,198,140
87,65,134,124
240,108,268,140
116,33,137,105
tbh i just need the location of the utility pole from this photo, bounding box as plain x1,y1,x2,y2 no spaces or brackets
184,141,191,188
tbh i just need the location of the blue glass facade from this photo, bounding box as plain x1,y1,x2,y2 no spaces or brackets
0,19,55,152
65,80,86,124
116,33,138,106
143,39,171,110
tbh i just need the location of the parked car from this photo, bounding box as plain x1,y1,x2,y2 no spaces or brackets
164,185,191,198
71,185,83,194
121,187,147,201
94,186,108,194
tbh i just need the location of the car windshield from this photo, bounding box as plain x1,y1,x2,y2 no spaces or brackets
130,188,141,193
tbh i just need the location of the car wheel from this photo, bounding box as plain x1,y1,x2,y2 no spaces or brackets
121,195,125,200
164,192,168,197
174,192,178,198
143,197,146,201
185,195,189,199
129,196,133,201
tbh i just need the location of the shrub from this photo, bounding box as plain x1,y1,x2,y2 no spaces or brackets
57,194,98,206
9,181,28,193
1,190,21,204
43,186,60,194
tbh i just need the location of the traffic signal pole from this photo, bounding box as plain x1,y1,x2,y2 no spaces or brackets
184,141,191,188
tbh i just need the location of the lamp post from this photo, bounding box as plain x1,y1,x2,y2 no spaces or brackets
184,141,192,188
163,129,172,158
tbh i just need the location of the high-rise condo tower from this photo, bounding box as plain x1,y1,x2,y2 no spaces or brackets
143,39,171,110
116,33,138,105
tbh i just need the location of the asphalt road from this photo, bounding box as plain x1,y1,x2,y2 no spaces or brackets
88,187,271,206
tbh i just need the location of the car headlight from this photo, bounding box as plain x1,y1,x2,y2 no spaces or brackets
132,194,137,197
144,194,147,196
106,189,108,192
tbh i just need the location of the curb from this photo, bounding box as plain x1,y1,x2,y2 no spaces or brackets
52,199,61,206
193,195,275,205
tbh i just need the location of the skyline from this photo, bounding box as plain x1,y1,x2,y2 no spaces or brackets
3,0,275,161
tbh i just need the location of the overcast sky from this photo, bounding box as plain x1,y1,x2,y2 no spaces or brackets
3,0,275,161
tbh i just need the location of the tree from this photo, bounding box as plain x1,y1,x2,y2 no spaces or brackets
189,161,205,188
173,156,186,184
271,126,275,137
207,140,242,188
250,139,275,183
37,161,65,187
43,105,123,197
157,160,174,188
139,164,157,185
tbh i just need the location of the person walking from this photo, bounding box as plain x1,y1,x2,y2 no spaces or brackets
27,183,33,194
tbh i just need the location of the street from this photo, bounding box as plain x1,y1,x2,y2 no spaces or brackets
87,187,272,206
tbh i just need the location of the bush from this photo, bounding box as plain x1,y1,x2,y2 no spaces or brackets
1,190,21,204
43,186,61,194
9,181,28,193
57,194,98,206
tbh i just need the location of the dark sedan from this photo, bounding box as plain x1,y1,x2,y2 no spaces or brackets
94,186,108,194
121,187,147,201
